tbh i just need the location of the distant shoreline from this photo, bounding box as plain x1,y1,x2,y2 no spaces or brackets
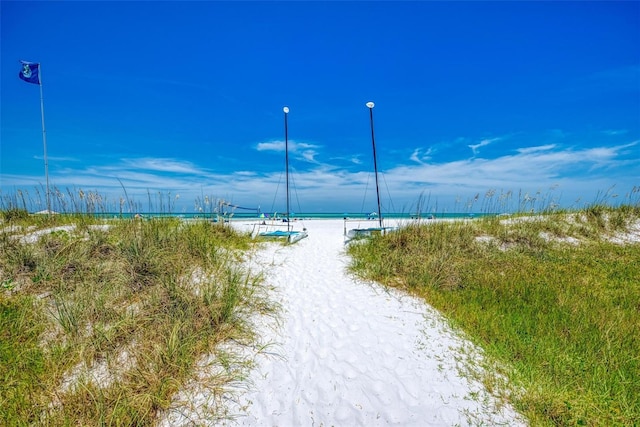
64,211,497,221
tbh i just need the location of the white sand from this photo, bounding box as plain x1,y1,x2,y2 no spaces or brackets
209,219,526,426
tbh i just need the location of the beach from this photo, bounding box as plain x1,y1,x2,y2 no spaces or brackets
162,219,525,426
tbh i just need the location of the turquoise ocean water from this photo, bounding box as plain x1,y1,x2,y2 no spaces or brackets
95,212,495,220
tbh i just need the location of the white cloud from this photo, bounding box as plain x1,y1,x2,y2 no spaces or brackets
256,139,320,164
329,155,362,165
256,140,285,152
235,171,259,177
3,140,638,213
516,144,556,154
602,129,628,136
33,155,79,162
468,137,499,156
122,158,203,174
301,150,318,163
256,139,318,152
409,148,433,164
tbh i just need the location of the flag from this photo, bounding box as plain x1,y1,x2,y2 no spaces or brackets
19,61,40,85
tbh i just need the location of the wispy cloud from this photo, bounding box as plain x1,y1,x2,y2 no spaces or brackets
516,144,556,154
387,141,637,194
3,138,638,213
33,155,80,162
602,129,628,136
410,148,433,164
468,137,500,156
257,139,317,152
346,155,363,165
256,139,320,163
121,158,203,174
256,141,286,152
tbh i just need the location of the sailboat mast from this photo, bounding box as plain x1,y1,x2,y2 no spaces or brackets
366,102,383,228
283,106,291,232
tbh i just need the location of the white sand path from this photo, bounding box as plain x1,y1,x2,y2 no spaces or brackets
159,219,526,426
216,219,525,426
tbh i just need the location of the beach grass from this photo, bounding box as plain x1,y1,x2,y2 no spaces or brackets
347,198,640,426
0,207,267,425
3,184,640,425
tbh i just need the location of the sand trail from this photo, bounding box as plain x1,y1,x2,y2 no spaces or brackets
214,219,525,426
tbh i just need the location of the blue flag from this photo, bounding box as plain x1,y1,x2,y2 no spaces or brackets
19,61,40,85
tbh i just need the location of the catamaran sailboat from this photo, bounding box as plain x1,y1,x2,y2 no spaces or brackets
345,101,396,241
254,106,308,244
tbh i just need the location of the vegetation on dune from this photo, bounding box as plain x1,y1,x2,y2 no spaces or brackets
0,210,268,425
2,185,640,425
348,200,640,426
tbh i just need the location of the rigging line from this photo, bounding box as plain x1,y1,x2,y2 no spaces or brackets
288,166,304,213
380,171,397,213
360,172,371,214
221,201,259,211
288,167,306,227
269,170,284,214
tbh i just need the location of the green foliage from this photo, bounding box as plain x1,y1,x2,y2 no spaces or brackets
0,208,30,221
349,205,640,426
0,215,263,425
1,238,38,276
0,296,47,425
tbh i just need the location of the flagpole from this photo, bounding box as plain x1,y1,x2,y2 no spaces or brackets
38,64,51,214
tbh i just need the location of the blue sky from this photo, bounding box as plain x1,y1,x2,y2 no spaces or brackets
2,1,639,214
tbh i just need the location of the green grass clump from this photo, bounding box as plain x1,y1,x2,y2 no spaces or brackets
348,205,640,426
0,208,30,222
0,215,264,425
0,295,48,422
